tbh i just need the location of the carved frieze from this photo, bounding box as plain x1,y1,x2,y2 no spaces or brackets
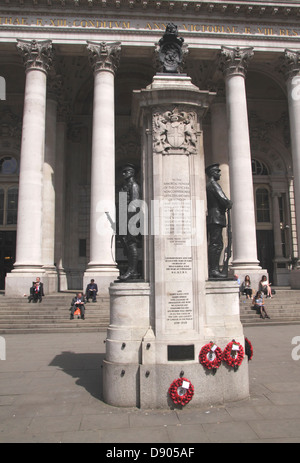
152,106,197,155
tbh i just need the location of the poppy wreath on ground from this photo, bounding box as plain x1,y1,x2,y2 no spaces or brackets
222,340,244,370
168,377,194,406
199,342,223,370
245,337,253,361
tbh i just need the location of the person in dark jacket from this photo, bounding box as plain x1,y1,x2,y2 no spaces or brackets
70,292,85,320
85,279,98,302
28,277,44,303
206,164,233,279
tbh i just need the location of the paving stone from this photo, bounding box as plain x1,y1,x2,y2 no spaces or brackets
0,326,300,443
249,419,300,440
201,421,259,442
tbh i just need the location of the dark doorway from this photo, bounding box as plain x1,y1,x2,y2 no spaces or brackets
0,231,16,289
256,230,274,282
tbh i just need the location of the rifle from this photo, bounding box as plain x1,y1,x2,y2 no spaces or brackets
105,211,128,257
105,211,118,263
105,211,116,233
222,208,232,277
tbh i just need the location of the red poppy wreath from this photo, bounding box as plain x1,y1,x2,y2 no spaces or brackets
199,342,222,370
222,340,244,369
168,377,194,406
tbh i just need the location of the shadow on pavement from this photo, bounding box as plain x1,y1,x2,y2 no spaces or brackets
49,351,105,400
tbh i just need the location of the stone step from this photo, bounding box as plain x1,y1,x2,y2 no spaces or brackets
239,288,300,326
0,319,109,334
0,326,108,334
0,316,108,321
0,288,299,332
0,292,110,333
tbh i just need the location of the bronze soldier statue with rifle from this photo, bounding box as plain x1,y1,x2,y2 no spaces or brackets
206,163,233,279
117,163,141,281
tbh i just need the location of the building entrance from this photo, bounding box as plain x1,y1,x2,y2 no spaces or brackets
256,230,274,283
0,231,16,290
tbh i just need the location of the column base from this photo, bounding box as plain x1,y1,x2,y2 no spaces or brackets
5,268,57,296
42,266,58,293
56,268,68,292
231,265,266,293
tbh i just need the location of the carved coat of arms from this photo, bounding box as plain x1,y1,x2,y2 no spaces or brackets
152,107,197,155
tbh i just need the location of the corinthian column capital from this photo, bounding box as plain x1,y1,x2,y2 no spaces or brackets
281,49,300,81
86,41,121,74
218,46,254,78
16,39,53,74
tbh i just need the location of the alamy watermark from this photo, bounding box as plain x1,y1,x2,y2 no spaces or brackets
0,336,6,360
0,76,6,100
99,193,205,246
291,336,300,361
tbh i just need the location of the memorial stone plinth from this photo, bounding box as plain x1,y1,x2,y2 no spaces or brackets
102,74,249,408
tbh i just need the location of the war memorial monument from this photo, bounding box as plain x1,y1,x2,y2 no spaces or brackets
102,25,249,409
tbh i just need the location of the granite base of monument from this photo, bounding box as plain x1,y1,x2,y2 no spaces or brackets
102,281,249,409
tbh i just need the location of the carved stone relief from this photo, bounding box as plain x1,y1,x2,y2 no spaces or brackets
152,107,198,155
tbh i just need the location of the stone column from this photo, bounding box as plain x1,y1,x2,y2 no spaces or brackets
6,39,53,296
42,74,61,293
282,49,300,287
54,116,68,291
219,46,260,282
84,41,121,294
210,96,231,269
210,96,231,201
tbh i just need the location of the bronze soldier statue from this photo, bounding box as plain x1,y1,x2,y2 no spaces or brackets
117,163,141,281
206,164,233,279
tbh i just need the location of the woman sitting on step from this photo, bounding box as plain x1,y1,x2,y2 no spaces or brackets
259,275,273,298
253,290,270,319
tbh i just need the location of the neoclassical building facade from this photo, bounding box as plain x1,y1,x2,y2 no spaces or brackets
1,0,300,295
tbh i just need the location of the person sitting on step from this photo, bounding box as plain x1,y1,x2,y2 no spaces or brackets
253,290,270,319
85,279,98,303
70,292,85,320
28,277,44,303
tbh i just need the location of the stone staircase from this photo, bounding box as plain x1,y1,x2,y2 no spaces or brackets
0,292,110,334
0,287,299,334
239,287,300,326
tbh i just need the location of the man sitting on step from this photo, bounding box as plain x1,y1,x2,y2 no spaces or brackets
85,279,98,303
28,277,44,303
70,292,85,320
